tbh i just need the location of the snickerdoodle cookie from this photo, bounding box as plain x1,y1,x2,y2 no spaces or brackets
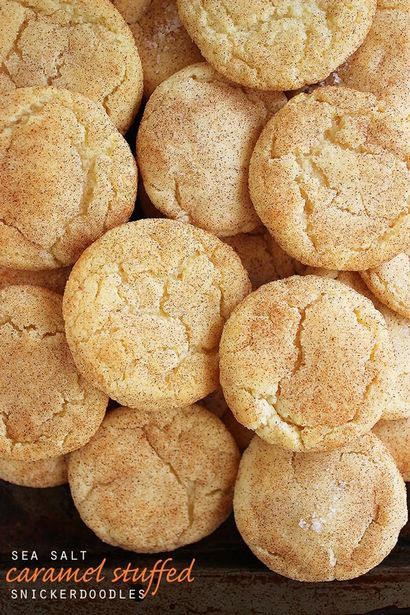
308,269,410,420
176,0,376,91
0,87,137,271
63,219,251,409
0,0,143,133
0,266,71,294
0,455,67,488
234,433,407,581
136,63,286,237
224,231,306,290
68,405,240,553
249,87,410,271
361,250,410,319
373,418,410,481
112,0,202,98
0,285,108,461
330,0,410,114
220,275,394,452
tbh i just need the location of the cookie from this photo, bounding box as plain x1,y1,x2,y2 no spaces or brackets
307,269,410,420
234,433,407,582
176,0,376,91
68,404,240,553
249,87,410,271
112,0,202,98
224,231,306,290
136,63,287,237
0,455,67,488
361,250,410,319
0,285,108,461
373,418,410,482
330,0,410,114
0,266,71,294
202,389,253,451
220,275,394,452
0,0,143,133
63,219,251,409
0,87,137,270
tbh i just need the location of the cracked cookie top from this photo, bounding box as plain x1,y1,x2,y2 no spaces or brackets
0,265,71,294
329,0,410,115
136,62,286,237
67,404,240,553
0,454,67,487
112,0,202,98
361,249,410,319
234,433,407,582
249,87,410,271
224,230,306,290
373,417,410,482
0,285,108,461
308,268,410,421
63,219,251,409
219,275,395,452
0,0,143,133
176,0,376,91
0,87,137,270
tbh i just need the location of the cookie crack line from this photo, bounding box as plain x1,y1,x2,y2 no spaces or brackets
0,217,63,266
2,11,31,70
142,428,195,540
0,314,64,340
352,307,383,402
243,292,327,436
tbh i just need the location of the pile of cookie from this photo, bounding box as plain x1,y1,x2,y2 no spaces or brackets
0,0,409,583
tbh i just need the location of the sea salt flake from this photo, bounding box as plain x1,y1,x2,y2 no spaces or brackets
311,513,323,533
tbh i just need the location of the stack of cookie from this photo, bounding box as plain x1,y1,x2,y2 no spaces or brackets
0,0,409,584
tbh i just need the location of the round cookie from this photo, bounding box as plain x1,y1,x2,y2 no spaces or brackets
136,63,287,237
0,266,71,294
68,405,240,553
0,87,137,270
224,231,306,290
361,250,410,319
176,0,376,91
0,285,108,461
307,269,410,420
63,219,251,409
234,433,407,582
0,455,67,488
202,389,253,451
249,87,410,270
0,0,143,133
330,0,410,114
220,275,395,452
373,418,410,481
112,0,202,98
